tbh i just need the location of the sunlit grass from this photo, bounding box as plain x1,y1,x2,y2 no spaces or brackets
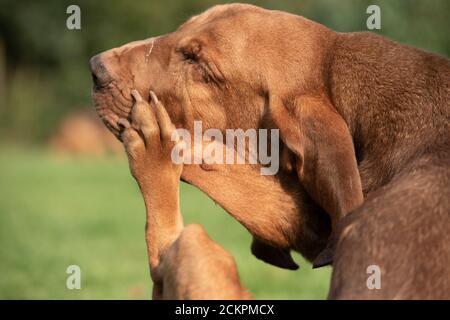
0,148,331,299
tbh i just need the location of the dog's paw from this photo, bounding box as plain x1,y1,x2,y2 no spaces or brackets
119,90,183,185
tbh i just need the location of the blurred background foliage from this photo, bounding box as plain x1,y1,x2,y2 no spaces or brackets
0,0,448,299
0,0,449,144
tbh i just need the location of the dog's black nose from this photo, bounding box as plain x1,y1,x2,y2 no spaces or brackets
89,54,112,88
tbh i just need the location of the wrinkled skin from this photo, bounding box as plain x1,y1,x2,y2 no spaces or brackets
91,4,333,266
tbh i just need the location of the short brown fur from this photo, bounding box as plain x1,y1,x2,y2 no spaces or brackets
91,4,450,299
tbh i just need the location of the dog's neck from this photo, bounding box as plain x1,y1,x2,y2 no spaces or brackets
328,31,450,194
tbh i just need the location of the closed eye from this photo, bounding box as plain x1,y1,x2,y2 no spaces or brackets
178,46,223,85
182,51,198,63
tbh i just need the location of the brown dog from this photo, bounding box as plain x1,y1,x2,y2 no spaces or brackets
120,89,250,299
90,4,450,299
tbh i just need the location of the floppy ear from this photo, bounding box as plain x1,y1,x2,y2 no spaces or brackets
270,95,363,228
251,237,299,270
312,209,360,268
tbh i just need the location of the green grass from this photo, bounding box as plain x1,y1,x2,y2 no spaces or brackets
0,148,331,299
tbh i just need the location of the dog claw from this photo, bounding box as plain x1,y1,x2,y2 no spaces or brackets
131,89,143,102
117,118,131,129
149,90,159,104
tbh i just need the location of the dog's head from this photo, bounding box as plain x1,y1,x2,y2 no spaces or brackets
90,3,363,264
90,4,332,135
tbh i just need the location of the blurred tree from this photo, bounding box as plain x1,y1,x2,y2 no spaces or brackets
0,38,5,108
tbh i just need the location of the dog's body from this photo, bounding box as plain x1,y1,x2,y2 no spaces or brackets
91,4,450,299
321,33,450,298
329,148,450,299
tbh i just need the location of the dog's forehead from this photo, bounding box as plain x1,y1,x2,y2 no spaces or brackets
180,4,238,29
104,5,261,59
178,3,263,35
